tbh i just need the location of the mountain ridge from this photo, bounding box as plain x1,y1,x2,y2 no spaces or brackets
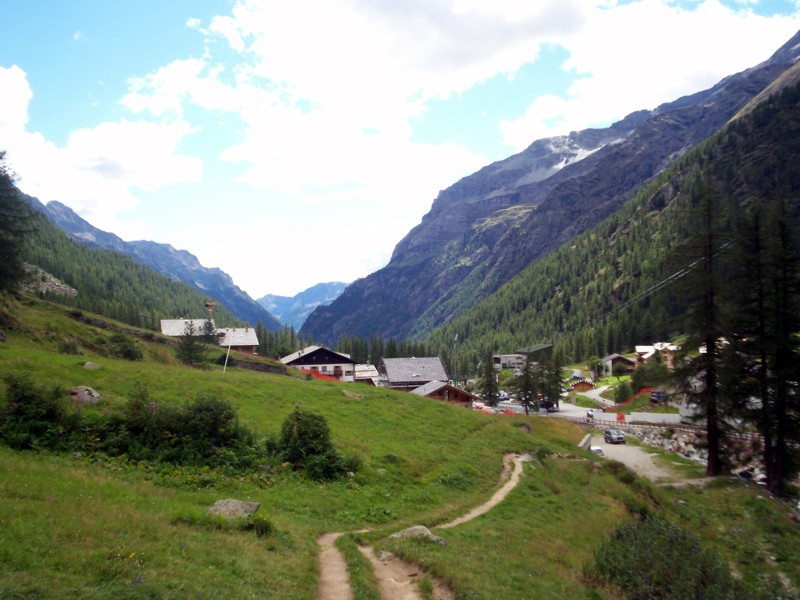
257,281,348,329
24,195,282,330
301,29,800,344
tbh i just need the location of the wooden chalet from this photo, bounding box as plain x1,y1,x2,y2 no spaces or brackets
378,357,449,391
601,353,637,377
410,380,479,408
280,345,356,382
217,327,259,354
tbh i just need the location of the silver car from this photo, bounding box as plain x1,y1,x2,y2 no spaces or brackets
604,428,626,444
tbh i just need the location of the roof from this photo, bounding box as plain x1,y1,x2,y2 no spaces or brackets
280,345,354,365
410,380,449,396
160,319,214,337
636,342,679,360
601,353,636,364
516,343,553,356
355,364,379,378
217,327,259,348
411,381,482,402
380,357,448,384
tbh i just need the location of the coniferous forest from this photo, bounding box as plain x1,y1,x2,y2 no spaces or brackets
17,206,248,331
425,82,800,372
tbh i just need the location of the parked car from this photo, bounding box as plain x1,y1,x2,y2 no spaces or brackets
604,428,626,444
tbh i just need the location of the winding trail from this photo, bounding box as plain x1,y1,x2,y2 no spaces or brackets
317,454,527,600
438,453,525,529
317,533,353,600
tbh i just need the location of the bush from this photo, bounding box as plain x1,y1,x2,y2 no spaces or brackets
615,380,633,404
0,372,69,450
587,514,735,599
276,406,349,480
108,332,143,360
58,337,80,355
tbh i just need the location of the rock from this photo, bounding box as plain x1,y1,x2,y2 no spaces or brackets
342,389,364,399
83,362,102,370
208,499,260,519
389,525,446,546
69,386,101,404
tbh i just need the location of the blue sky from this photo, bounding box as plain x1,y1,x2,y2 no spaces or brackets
1,1,799,298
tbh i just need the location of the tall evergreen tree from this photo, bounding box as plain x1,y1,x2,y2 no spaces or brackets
675,181,730,476
0,153,31,293
480,348,499,406
514,355,537,415
727,199,800,495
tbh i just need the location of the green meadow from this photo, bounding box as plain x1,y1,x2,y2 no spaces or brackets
1,296,798,598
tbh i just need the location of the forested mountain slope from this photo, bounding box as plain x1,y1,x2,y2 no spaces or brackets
26,196,281,330
425,76,800,370
19,209,247,331
303,30,800,345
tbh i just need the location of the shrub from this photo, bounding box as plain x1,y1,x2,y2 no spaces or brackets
108,332,143,360
58,337,80,355
276,406,348,480
587,514,735,599
110,388,257,467
0,372,69,449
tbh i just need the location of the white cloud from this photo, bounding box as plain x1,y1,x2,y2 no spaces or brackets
500,0,800,147
4,0,799,297
0,65,201,236
0,65,32,131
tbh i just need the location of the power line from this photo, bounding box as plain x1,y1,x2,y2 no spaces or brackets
599,239,737,323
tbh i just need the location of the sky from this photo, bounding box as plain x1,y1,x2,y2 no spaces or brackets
1,1,798,298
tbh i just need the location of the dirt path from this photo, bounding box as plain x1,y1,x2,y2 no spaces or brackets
437,453,526,529
317,532,353,600
357,545,454,600
316,453,526,600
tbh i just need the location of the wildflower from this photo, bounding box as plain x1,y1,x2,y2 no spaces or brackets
129,552,136,559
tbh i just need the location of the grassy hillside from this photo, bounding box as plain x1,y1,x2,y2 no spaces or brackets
0,294,798,598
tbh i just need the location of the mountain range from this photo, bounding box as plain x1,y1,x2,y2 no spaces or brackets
23,195,283,331
301,29,800,345
257,282,348,329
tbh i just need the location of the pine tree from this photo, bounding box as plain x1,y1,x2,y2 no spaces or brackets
727,199,800,495
176,321,209,367
675,181,730,476
514,355,537,415
480,348,498,406
0,153,32,292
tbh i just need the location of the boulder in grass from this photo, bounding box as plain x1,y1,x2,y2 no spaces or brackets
70,386,101,404
208,499,260,519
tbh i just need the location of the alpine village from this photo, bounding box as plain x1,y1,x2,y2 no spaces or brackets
3,28,800,600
